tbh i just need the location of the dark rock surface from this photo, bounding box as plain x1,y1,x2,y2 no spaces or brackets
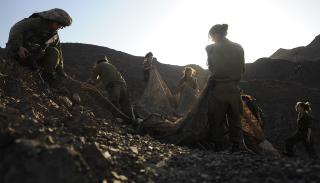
270,34,320,62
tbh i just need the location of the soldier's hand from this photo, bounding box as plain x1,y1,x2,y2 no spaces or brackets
18,47,30,59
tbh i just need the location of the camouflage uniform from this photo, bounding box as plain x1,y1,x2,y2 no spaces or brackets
178,76,198,90
92,61,130,115
5,9,72,79
285,112,317,158
143,58,153,82
206,39,245,147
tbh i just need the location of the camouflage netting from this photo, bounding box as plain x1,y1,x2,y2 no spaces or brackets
138,69,279,156
137,68,176,117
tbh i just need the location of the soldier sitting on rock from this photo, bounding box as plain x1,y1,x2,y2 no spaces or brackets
89,56,130,117
5,8,72,84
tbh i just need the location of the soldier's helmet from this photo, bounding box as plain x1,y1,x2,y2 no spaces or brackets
33,8,72,27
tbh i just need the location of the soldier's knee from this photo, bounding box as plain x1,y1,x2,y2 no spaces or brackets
45,47,60,58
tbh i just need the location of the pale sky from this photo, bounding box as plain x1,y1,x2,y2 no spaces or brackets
0,0,319,67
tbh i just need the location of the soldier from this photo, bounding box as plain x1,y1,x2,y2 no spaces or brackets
284,102,318,158
206,24,245,152
177,67,200,99
177,67,199,93
90,56,130,116
5,8,72,83
142,52,154,82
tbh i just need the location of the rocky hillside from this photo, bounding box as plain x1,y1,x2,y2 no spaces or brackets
243,58,320,89
270,34,320,62
1,38,320,182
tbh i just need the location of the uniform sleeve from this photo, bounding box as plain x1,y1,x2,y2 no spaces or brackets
92,65,100,82
206,45,216,72
7,18,39,52
239,46,245,73
193,78,199,90
177,77,185,88
54,35,64,70
305,114,313,129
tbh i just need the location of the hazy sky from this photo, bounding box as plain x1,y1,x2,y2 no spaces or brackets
0,0,319,67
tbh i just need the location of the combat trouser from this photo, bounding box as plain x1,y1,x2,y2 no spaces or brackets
208,82,244,148
285,132,317,158
15,46,61,73
143,69,150,83
38,46,62,74
106,82,130,117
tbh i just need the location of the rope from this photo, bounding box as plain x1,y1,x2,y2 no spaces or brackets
80,82,132,121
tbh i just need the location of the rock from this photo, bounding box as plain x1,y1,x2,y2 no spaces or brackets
72,93,81,104
0,139,91,183
129,146,139,154
0,132,15,148
115,118,124,123
80,144,110,181
57,96,73,108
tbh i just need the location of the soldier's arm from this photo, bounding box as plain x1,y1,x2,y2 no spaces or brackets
91,65,100,83
7,18,40,52
206,45,215,72
240,46,245,73
194,78,199,90
54,35,64,71
307,128,311,142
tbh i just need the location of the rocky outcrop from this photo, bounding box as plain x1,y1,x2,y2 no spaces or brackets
270,34,320,62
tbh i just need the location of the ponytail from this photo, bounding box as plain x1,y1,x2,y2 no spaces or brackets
304,102,312,112
296,101,312,112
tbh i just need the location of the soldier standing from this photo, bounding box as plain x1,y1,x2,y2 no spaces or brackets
206,24,245,152
284,102,318,158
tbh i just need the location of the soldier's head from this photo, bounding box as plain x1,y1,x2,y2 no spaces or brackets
209,24,228,43
144,52,153,61
183,67,196,78
96,55,110,64
295,101,312,113
32,8,72,31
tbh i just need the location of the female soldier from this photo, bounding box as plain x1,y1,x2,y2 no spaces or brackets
177,67,199,95
284,102,317,158
206,24,245,152
175,67,199,115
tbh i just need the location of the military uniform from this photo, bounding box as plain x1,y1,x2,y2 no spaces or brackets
143,58,153,82
178,76,199,91
285,112,317,158
92,61,130,115
5,8,72,82
206,39,245,148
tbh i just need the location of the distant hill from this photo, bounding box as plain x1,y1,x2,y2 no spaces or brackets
270,34,320,62
243,57,320,89
62,43,208,99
